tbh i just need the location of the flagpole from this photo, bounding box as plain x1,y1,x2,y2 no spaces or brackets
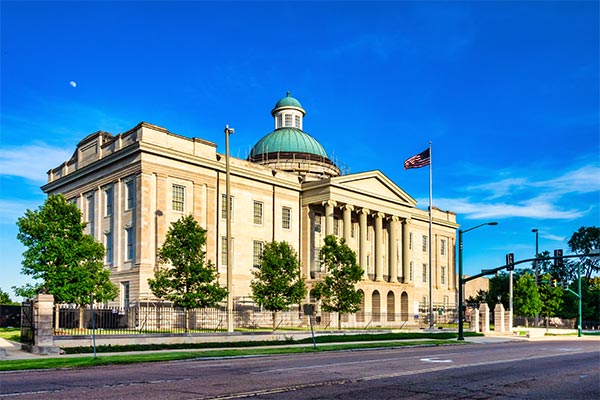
428,141,433,330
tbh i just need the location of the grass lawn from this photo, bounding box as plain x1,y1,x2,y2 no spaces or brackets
0,327,20,342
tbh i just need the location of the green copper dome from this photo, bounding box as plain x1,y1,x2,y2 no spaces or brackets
272,91,305,115
249,127,328,158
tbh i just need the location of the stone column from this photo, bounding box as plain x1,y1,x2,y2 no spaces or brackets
323,200,336,236
374,212,384,281
388,216,399,283
342,204,354,242
25,294,60,355
480,303,490,333
494,303,506,332
359,208,370,280
470,308,480,333
401,218,411,282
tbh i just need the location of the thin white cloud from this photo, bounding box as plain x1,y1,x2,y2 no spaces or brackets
0,143,72,183
0,199,42,225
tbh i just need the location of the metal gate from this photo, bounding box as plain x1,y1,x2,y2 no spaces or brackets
20,300,34,345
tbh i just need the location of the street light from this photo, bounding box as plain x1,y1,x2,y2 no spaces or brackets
225,124,234,333
457,221,498,340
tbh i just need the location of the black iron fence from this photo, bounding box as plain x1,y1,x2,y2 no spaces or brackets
20,301,34,345
0,304,21,328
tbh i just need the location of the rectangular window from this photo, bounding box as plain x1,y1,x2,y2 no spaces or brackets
253,201,263,225
126,227,134,261
221,194,233,220
314,247,322,272
351,220,356,238
172,184,185,212
422,235,428,252
277,114,282,129
105,187,113,216
86,193,94,236
440,239,446,256
221,236,234,266
409,261,414,282
253,240,264,268
333,217,340,236
409,232,413,250
314,213,322,233
282,206,291,230
441,266,446,285
105,231,113,265
121,282,130,309
422,264,427,283
294,115,301,128
284,114,292,127
125,179,135,210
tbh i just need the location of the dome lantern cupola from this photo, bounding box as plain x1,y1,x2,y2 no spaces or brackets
248,92,340,180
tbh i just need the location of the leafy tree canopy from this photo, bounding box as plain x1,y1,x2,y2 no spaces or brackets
15,194,117,305
313,235,364,329
148,215,227,310
251,241,306,313
513,273,542,322
568,226,600,279
0,288,18,305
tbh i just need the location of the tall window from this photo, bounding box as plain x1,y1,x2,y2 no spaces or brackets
121,282,130,309
86,193,94,236
422,264,427,283
294,115,301,128
221,236,233,266
221,194,233,220
172,184,185,212
422,235,428,252
440,239,446,256
125,179,135,210
284,114,292,127
409,261,414,281
126,227,134,261
253,201,263,225
441,266,446,285
333,217,340,236
105,231,113,265
409,232,413,250
253,241,264,268
314,213,322,233
314,247,322,272
105,187,113,216
282,206,291,230
351,220,356,238
277,114,282,129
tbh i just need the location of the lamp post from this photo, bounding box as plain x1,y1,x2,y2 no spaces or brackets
225,124,234,333
457,221,498,340
532,228,539,327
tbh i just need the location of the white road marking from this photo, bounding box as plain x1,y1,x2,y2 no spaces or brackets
420,357,453,363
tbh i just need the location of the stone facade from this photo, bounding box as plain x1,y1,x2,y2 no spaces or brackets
42,102,458,323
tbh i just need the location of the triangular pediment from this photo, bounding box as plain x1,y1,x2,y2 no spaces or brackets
330,170,417,207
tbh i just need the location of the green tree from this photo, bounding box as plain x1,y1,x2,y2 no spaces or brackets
513,273,542,327
538,273,564,330
0,288,18,305
16,194,118,328
568,226,600,279
148,215,227,332
251,241,307,331
312,235,364,330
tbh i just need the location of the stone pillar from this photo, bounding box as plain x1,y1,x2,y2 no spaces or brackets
470,308,480,333
323,200,336,236
494,303,506,332
359,208,370,280
342,204,354,242
479,303,490,333
374,212,384,281
388,216,399,283
24,294,60,355
401,218,411,282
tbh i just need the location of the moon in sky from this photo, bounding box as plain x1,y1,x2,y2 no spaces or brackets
70,81,77,88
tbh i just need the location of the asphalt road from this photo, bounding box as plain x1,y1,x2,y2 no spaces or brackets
1,340,599,399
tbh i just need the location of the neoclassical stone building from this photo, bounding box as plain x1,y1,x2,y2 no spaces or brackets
42,93,458,324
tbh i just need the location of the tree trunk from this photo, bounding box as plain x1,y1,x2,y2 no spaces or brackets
338,313,342,330
272,311,277,331
79,307,84,330
525,318,529,328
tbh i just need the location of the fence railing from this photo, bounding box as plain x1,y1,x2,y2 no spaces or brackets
52,304,461,335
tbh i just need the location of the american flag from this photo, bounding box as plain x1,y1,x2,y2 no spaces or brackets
404,148,430,169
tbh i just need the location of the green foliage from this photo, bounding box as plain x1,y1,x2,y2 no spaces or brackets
568,226,600,279
513,273,542,321
250,241,307,319
312,235,364,328
148,215,227,310
15,194,118,305
0,288,18,305
538,273,564,326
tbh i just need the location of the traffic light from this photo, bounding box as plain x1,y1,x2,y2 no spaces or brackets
554,249,563,268
506,253,514,271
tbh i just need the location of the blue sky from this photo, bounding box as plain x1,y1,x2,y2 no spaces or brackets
1,1,598,300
